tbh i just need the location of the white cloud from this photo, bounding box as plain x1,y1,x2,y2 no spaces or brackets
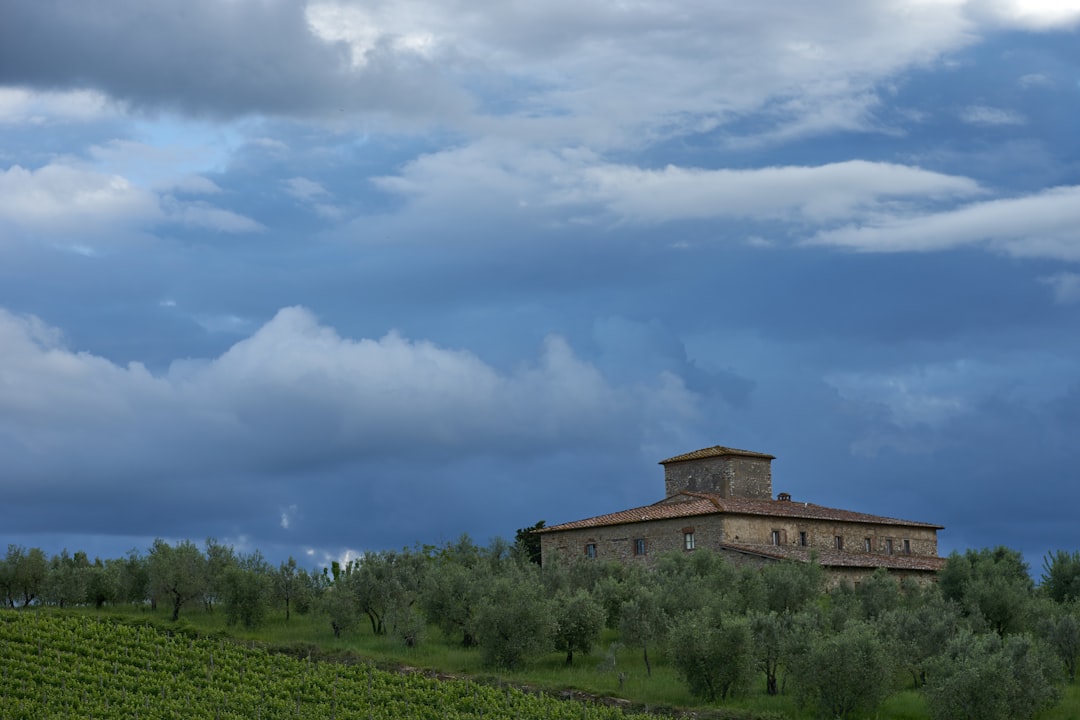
0,88,114,125
1018,72,1053,89
283,177,331,202
809,185,1080,261
972,0,1080,29
169,202,264,233
0,163,161,236
0,306,701,482
575,160,981,223
959,104,1026,126
1039,272,1080,304
376,146,982,227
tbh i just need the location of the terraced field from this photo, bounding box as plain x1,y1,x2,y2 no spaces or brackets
0,611,674,720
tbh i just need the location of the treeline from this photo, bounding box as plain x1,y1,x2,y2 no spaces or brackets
3,539,1080,720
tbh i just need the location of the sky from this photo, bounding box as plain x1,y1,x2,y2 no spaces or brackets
1,0,1078,573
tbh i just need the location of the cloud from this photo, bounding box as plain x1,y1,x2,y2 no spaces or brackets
808,185,1080,261
0,0,978,146
168,202,264,233
959,105,1026,126
0,163,161,237
375,147,982,229
1039,272,1080,304
972,0,1080,30
0,305,701,486
0,88,115,125
575,160,982,224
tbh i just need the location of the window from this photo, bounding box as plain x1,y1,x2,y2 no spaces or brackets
834,535,844,550
634,538,646,556
798,531,808,547
885,539,894,555
903,539,911,555
584,543,596,559
771,530,781,546
684,532,696,551
864,537,872,552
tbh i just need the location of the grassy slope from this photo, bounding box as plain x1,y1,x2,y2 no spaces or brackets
56,605,1080,720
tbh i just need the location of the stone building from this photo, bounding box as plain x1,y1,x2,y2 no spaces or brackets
537,445,945,583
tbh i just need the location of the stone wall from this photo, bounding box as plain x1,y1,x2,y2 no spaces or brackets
663,456,772,498
539,516,725,565
540,511,938,567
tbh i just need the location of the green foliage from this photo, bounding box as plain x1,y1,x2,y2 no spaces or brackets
514,520,546,565
760,559,822,615
1042,550,1080,603
0,611,679,720
147,538,207,621
475,565,552,669
747,610,786,696
3,544,47,608
669,612,753,701
788,620,891,720
1035,600,1080,681
940,547,1034,635
880,588,962,688
550,589,605,665
923,630,1063,720
222,558,272,629
619,583,667,677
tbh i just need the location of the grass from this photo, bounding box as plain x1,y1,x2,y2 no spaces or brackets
53,604,1080,720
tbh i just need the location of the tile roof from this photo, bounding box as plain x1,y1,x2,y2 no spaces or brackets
659,445,775,464
536,498,720,533
539,492,943,533
720,543,947,572
682,492,944,529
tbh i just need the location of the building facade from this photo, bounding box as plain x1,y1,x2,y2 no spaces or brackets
538,445,945,583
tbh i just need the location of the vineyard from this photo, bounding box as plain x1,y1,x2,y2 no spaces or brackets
0,611,677,720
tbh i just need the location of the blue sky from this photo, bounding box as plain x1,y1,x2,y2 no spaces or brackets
1,0,1078,571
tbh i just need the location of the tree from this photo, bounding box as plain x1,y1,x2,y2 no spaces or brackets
940,547,1034,635
475,565,552,669
670,612,753,701
788,620,891,720
274,556,306,621
619,584,667,677
147,539,207,621
761,558,823,615
514,520,545,565
203,537,237,613
881,588,962,688
5,545,47,608
320,578,361,639
747,610,787,695
420,539,488,647
923,630,1063,720
222,551,272,628
551,589,605,666
43,550,89,608
1041,550,1080,603
1035,600,1080,681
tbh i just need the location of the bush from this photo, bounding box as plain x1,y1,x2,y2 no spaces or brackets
788,620,890,720
923,630,1063,720
669,612,753,701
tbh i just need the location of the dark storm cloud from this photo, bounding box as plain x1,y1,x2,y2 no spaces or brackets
0,0,467,119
